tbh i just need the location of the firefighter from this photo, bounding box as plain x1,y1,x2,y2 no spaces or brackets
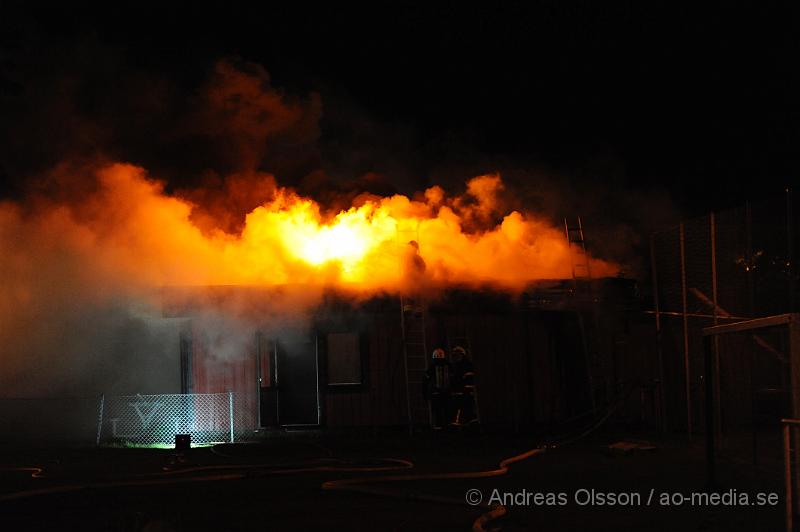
423,348,451,430
404,240,427,278
402,240,427,314
449,346,478,427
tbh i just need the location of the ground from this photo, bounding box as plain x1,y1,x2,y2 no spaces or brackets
0,428,786,531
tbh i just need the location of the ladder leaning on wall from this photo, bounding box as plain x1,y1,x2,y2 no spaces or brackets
564,216,592,282
397,221,431,434
564,216,598,419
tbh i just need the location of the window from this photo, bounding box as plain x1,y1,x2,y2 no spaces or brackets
326,332,363,386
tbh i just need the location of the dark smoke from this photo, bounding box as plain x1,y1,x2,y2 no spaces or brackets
0,29,678,407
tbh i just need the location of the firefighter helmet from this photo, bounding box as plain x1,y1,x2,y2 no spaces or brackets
452,346,467,358
432,348,446,359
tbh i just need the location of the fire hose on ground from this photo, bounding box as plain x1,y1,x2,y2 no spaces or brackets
0,458,414,502
0,385,635,530
0,449,543,531
322,446,546,532
319,381,637,531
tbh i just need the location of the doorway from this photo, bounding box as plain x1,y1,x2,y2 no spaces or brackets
257,333,320,427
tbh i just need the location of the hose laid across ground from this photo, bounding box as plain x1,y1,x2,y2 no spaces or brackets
0,447,543,532
0,458,413,502
322,446,544,492
321,384,638,531
323,446,546,532
0,467,44,478
140,457,413,477
1,386,632,529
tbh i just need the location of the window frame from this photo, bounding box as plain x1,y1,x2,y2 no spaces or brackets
322,330,369,391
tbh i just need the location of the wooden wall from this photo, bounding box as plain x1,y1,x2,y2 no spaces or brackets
322,311,407,427
189,323,258,430
322,308,603,431
187,301,652,433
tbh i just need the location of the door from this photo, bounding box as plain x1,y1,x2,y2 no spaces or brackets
256,332,278,427
275,336,320,426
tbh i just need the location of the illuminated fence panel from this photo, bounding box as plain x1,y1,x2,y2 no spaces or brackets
97,393,241,446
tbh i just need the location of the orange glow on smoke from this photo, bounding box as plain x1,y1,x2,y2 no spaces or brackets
5,164,618,292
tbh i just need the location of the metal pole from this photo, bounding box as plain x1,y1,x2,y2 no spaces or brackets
791,318,800,503
650,235,666,433
228,391,234,444
95,393,105,446
785,422,793,532
255,332,262,430
711,214,718,319
746,201,755,316
704,334,716,489
680,223,693,438
711,213,722,444
746,200,757,469
788,188,795,312
750,339,759,467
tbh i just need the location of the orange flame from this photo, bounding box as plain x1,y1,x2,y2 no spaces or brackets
8,164,618,293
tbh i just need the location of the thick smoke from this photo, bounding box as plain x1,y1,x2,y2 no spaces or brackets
0,192,183,397
0,162,618,399
0,40,671,404
0,45,328,398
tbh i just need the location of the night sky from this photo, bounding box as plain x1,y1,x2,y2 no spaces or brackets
2,2,799,218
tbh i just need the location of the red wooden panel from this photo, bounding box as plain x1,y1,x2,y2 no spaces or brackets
191,321,257,429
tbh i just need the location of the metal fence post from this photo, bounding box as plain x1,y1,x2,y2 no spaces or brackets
704,335,716,489
229,391,235,444
788,188,795,312
791,318,800,506
746,201,755,315
95,393,105,446
710,213,722,444
680,222,693,438
650,234,667,433
784,422,793,532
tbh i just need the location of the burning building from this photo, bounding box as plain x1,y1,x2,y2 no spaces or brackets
1,162,647,443
161,278,644,436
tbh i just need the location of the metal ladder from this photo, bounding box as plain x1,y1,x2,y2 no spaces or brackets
564,216,592,281
401,297,430,433
397,221,431,434
565,216,599,419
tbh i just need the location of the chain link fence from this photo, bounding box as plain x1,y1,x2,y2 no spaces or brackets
650,190,799,437
0,393,255,446
711,324,793,474
97,392,253,447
